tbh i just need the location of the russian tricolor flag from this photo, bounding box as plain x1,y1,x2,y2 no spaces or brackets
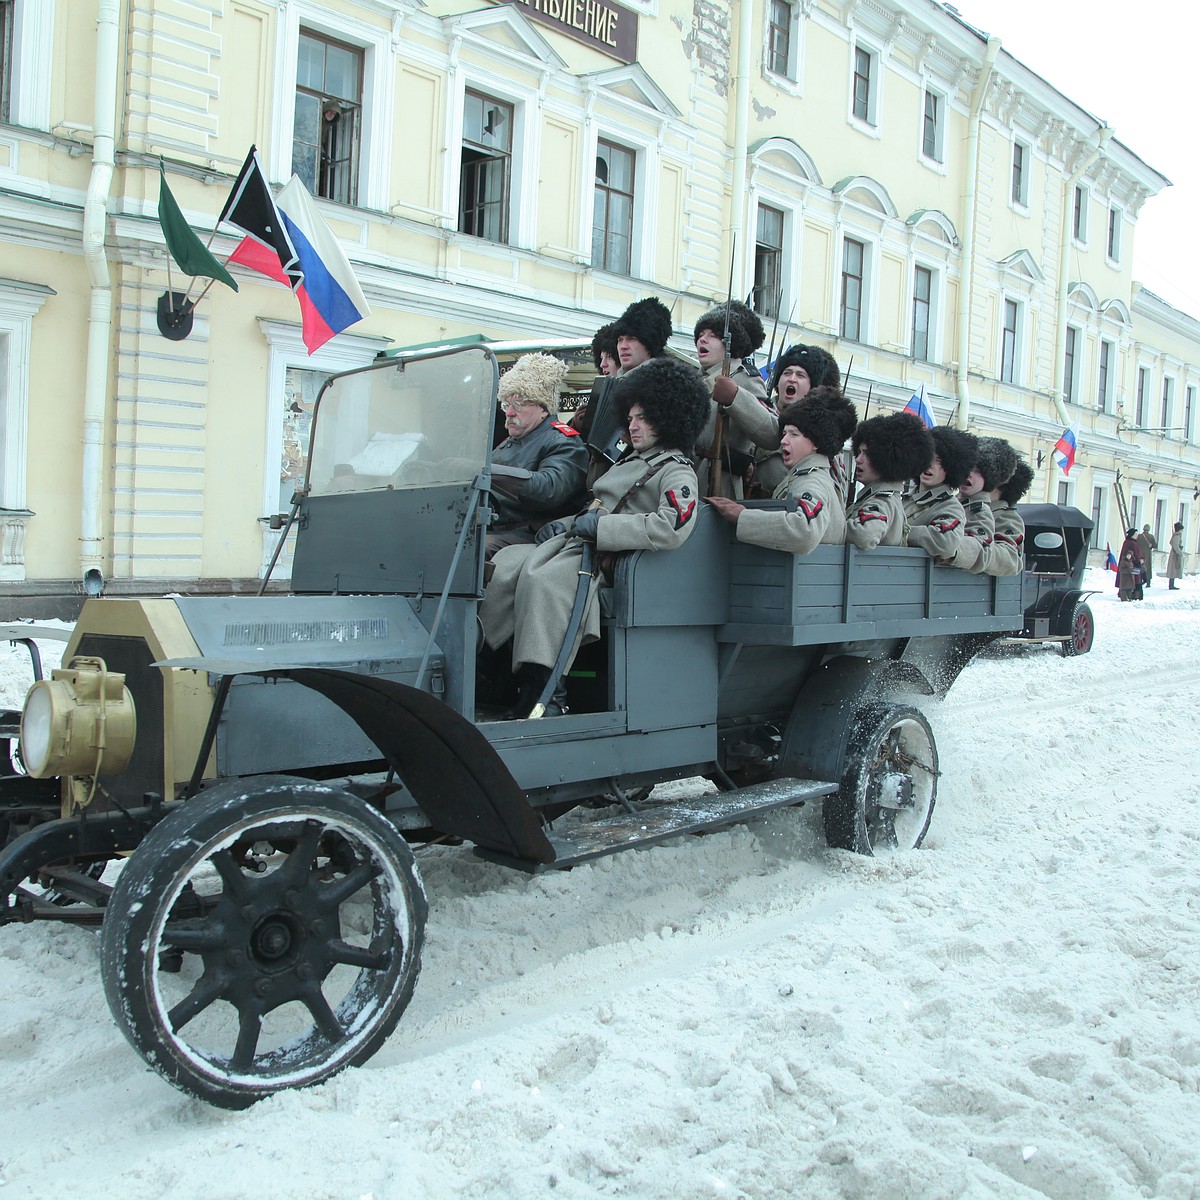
1105,543,1118,571
226,168,370,354
1053,425,1078,475
903,392,935,428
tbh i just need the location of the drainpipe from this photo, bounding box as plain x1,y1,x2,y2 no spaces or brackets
955,35,1001,431
80,0,120,590
1051,123,1113,427
728,0,753,290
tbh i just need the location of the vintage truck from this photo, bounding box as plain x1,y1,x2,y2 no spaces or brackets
0,340,1031,1108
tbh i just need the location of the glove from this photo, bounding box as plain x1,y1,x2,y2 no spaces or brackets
489,464,532,500
572,509,601,542
535,520,567,544
712,374,738,406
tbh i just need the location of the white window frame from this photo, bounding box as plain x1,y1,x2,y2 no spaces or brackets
1134,363,1151,427
449,78,538,250
3,1,53,130
919,83,946,168
1010,137,1031,210
837,231,876,345
910,261,941,363
763,0,803,91
1161,374,1175,435
1072,183,1090,247
1107,204,1123,266
1063,323,1081,405
1185,383,1196,444
0,280,53,511
999,295,1024,386
849,40,882,133
1097,338,1114,413
269,2,394,212
583,123,658,282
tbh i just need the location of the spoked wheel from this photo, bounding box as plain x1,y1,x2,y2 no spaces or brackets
823,703,939,855
100,775,426,1109
1060,602,1094,657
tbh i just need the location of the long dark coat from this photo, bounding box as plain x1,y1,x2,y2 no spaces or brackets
1117,536,1143,600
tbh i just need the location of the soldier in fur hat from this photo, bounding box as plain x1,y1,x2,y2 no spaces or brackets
951,436,1020,573
904,426,977,560
692,300,779,499
613,297,673,371
482,357,708,718
707,386,850,554
979,457,1032,576
751,343,843,498
591,322,619,377
847,413,934,550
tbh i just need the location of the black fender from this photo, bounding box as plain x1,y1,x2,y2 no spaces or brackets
777,655,934,786
287,669,554,865
1024,587,1095,636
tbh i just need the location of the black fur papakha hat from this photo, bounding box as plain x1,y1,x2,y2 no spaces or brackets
693,300,766,360
998,459,1034,505
613,297,673,358
778,391,848,460
591,322,618,371
929,427,979,490
975,436,1020,492
852,412,934,483
613,357,709,452
807,384,858,446
770,343,840,396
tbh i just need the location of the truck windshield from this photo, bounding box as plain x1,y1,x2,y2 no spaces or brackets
306,348,496,496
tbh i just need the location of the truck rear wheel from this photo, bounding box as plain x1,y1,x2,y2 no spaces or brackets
100,775,426,1109
823,703,938,854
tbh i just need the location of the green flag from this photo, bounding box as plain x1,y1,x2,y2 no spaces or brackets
158,169,238,292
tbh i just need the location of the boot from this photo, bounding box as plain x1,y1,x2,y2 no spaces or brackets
500,664,546,720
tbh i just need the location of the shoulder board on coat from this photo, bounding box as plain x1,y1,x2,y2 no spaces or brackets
550,421,580,437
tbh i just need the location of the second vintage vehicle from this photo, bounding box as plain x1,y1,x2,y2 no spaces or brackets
1,340,1029,1108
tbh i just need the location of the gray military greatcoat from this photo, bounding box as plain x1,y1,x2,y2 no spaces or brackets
735,452,846,554
846,482,907,550
978,500,1024,576
695,361,778,500
482,445,700,672
904,486,966,560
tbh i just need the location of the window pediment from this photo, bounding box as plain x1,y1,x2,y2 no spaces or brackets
444,7,567,70
749,137,821,185
905,208,958,247
832,175,897,218
581,63,680,119
996,248,1044,284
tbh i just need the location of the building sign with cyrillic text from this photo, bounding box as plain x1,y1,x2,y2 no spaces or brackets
501,0,638,65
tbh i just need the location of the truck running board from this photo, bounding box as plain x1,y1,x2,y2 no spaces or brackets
476,777,839,873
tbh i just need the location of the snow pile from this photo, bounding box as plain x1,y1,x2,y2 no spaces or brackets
1,576,1197,1198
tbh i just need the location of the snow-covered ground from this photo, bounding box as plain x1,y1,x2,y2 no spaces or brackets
1,571,1197,1200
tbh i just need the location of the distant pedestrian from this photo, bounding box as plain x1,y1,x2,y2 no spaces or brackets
1117,528,1144,601
1136,524,1158,586
1166,521,1184,590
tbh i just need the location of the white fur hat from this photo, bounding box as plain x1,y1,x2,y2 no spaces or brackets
497,353,568,413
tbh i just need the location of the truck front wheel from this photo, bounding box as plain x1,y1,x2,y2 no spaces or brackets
100,775,426,1109
823,704,938,855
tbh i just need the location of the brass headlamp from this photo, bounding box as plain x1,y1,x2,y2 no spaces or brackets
20,656,137,780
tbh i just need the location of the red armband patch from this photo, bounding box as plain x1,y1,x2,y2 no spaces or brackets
856,510,887,525
797,493,823,521
931,517,961,533
551,421,581,436
667,489,695,529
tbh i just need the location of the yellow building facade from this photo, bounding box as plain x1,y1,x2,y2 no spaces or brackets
0,0,1195,613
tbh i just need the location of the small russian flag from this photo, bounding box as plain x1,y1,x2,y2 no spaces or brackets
759,359,775,384
1053,425,1078,475
1105,543,1117,571
903,392,935,429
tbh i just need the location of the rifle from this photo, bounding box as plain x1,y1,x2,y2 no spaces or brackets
708,240,736,498
848,383,873,505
